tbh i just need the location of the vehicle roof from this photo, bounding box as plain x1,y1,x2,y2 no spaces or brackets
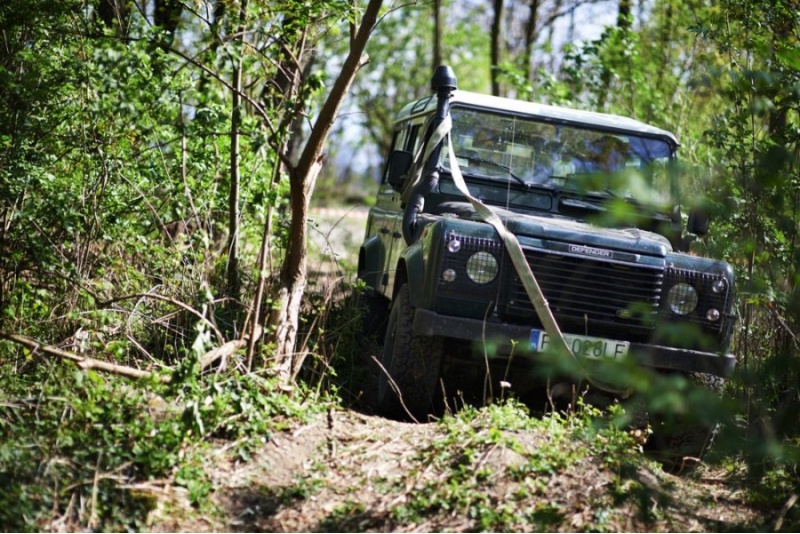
396,90,680,147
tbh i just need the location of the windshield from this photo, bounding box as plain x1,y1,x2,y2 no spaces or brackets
442,107,675,205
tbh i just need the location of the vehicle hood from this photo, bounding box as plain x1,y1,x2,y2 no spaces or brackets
435,201,672,257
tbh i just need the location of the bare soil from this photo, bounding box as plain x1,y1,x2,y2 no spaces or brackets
146,407,772,532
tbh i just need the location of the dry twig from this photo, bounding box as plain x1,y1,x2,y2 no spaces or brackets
0,328,261,384
0,332,170,382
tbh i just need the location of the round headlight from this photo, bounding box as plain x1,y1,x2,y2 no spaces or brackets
666,282,698,315
466,251,499,284
711,278,727,293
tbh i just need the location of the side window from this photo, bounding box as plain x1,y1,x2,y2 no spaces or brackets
407,124,421,156
381,127,409,184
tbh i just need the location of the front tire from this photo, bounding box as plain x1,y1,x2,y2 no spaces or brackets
376,284,443,421
356,287,390,345
646,372,725,472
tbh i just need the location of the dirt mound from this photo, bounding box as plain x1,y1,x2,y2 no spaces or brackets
147,408,764,532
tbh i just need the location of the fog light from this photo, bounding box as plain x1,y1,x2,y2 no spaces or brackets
711,279,727,293
447,239,462,253
666,282,698,315
466,251,498,284
442,268,456,282
706,308,721,322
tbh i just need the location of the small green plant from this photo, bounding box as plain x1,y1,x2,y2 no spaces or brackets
174,452,214,507
277,471,326,504
319,499,369,531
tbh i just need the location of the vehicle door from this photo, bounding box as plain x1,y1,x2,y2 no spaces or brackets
383,118,426,297
368,124,409,297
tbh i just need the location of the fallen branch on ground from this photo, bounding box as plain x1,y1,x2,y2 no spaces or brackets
0,328,262,383
199,325,262,370
0,332,169,382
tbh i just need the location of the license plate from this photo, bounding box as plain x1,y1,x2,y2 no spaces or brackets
529,329,629,359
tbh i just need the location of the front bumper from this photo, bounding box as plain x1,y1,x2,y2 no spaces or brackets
413,308,736,377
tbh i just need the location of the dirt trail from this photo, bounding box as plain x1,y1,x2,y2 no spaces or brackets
148,408,766,533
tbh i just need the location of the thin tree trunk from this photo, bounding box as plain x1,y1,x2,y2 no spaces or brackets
268,0,384,382
617,0,631,30
153,0,183,46
283,55,317,166
522,0,540,87
433,0,442,70
597,0,631,109
97,0,132,36
246,161,280,371
268,157,323,379
490,0,505,96
226,0,247,300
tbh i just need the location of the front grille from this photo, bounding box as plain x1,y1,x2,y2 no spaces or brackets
502,247,664,340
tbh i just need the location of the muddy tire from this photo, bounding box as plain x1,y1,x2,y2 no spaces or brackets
376,284,443,421
647,372,725,472
356,288,390,345
350,288,391,412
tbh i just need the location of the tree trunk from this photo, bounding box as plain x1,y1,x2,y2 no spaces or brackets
433,0,442,70
617,0,632,31
153,0,183,45
490,0,504,96
268,157,323,379
267,0,384,382
597,0,632,109
246,40,313,371
97,0,132,36
522,0,540,88
226,0,247,300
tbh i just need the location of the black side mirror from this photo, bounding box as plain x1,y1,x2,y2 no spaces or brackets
386,150,413,190
687,207,709,236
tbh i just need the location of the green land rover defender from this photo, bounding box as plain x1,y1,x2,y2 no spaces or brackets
357,66,736,462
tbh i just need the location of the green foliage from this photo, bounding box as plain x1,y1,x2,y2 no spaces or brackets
0,365,177,530
343,0,491,157
685,1,800,493
519,0,800,508
1,0,799,528
0,349,318,530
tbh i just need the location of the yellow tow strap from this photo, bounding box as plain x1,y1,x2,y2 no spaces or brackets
440,115,572,357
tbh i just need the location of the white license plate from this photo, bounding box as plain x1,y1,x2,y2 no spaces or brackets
529,329,629,359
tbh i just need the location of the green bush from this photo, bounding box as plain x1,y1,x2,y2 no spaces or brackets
0,348,319,530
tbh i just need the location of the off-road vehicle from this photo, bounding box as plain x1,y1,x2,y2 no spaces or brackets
357,66,735,461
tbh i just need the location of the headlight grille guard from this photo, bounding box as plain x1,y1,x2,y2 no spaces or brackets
662,266,731,334
438,232,504,294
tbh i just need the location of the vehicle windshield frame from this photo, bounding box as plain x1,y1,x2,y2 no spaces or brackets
441,105,677,207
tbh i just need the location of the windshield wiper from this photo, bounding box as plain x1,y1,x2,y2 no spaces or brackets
457,153,529,189
560,197,605,211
